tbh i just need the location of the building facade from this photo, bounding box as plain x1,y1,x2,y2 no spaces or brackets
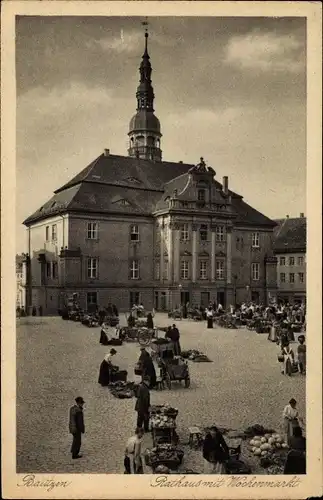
274,214,306,304
22,32,277,314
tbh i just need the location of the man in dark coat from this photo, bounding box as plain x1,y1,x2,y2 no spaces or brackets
138,348,156,388
170,324,181,355
135,377,150,432
69,396,85,459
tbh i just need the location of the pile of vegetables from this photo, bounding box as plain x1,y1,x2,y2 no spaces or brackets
145,444,184,469
108,381,135,399
150,414,176,429
181,349,212,362
249,433,288,458
149,404,178,419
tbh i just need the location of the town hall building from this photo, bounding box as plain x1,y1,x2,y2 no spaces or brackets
22,31,277,314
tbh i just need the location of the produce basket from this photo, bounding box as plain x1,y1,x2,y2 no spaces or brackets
145,445,184,470
149,405,178,419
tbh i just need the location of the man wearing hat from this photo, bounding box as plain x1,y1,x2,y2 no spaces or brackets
135,377,150,432
69,396,85,459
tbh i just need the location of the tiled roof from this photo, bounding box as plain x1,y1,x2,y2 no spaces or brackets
24,153,276,228
273,217,306,252
231,198,277,228
55,154,192,193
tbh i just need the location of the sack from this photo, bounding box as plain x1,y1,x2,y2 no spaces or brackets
277,354,284,363
225,458,251,474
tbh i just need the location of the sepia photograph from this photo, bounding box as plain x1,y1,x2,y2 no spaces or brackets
1,1,322,499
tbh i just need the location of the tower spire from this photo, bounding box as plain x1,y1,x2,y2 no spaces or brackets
127,20,162,161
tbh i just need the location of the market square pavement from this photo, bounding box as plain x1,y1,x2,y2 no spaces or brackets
16,314,305,473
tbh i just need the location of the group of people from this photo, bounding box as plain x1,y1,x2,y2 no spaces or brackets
280,335,306,376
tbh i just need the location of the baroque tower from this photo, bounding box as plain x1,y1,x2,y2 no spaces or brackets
128,30,162,161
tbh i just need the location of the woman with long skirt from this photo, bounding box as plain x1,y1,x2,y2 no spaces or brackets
282,398,303,445
206,307,214,329
281,342,294,376
98,349,117,386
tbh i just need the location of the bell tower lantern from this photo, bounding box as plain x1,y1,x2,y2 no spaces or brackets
128,26,162,161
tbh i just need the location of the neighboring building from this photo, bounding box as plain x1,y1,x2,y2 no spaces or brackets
22,32,277,314
273,214,306,304
16,254,25,309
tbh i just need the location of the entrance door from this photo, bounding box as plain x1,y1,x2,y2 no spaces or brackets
251,291,260,303
160,292,167,311
129,291,140,309
217,291,225,308
200,292,210,308
180,291,190,306
154,291,159,310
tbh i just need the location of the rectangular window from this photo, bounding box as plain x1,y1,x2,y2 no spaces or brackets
87,258,98,279
180,260,189,280
155,261,160,280
130,260,140,280
289,256,295,266
45,226,49,241
279,256,286,266
46,262,51,278
199,261,207,280
251,263,260,281
198,189,205,202
130,224,140,241
216,261,224,280
289,273,295,283
252,232,260,248
180,223,189,241
51,224,57,241
87,222,98,240
163,261,169,280
298,256,304,266
298,272,304,283
52,262,58,279
87,291,98,306
280,273,286,283
216,226,225,242
199,224,208,241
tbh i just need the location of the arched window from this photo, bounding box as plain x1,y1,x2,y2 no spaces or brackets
147,136,155,146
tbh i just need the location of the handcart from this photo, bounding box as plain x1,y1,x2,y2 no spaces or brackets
150,340,191,389
150,416,177,446
119,326,154,346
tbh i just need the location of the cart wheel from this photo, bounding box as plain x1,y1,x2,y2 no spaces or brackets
184,377,190,388
138,331,151,346
166,373,171,390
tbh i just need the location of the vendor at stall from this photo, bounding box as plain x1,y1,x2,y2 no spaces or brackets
138,347,156,388
124,427,144,474
146,312,154,329
203,426,229,474
127,312,135,328
100,322,113,345
98,348,117,386
165,325,181,355
135,377,151,432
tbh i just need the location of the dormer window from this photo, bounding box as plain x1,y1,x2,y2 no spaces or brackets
198,189,206,202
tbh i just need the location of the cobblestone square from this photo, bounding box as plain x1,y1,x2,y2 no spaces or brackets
16,314,305,473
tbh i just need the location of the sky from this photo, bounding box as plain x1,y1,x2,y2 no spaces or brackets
16,16,306,252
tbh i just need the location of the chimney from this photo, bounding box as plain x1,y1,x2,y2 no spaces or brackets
300,212,304,218
223,176,229,195
103,148,110,157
